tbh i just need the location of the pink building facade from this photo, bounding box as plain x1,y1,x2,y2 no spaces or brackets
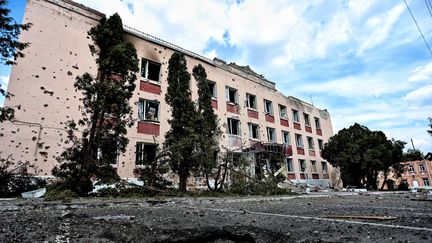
0,0,335,186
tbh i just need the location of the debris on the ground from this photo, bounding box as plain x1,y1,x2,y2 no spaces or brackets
93,215,136,221
21,187,46,199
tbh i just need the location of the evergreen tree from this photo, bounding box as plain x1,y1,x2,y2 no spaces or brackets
164,52,199,192
0,0,31,122
192,64,220,190
53,14,139,195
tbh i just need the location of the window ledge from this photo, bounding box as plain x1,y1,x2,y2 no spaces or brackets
228,134,242,138
249,138,260,142
140,78,161,86
280,117,288,121
138,120,160,124
305,124,312,127
247,107,258,111
226,101,238,105
293,121,301,124
211,97,218,100
265,113,274,116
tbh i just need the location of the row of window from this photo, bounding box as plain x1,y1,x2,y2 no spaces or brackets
139,58,321,129
228,118,324,148
229,88,321,128
286,158,328,174
407,164,427,173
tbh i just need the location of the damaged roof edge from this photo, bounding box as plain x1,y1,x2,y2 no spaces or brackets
287,95,330,112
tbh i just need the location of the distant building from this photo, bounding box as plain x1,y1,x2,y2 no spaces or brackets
0,0,335,187
377,160,432,190
401,160,432,189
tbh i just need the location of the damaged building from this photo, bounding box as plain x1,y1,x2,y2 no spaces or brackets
0,0,336,188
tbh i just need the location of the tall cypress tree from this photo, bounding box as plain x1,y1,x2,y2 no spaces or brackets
164,52,199,192
53,14,139,195
192,64,220,189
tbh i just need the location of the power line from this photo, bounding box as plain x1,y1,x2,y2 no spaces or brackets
425,0,432,21
403,0,432,56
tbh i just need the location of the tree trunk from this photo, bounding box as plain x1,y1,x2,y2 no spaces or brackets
179,172,188,192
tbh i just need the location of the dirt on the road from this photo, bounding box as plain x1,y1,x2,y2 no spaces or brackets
1,192,431,242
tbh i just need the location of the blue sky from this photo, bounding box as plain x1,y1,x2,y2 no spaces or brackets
1,0,432,153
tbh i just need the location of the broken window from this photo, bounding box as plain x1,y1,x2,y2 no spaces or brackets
246,93,257,109
318,139,324,150
321,161,328,174
292,109,299,122
136,142,158,165
141,58,161,82
307,136,314,149
279,105,287,119
419,164,426,172
248,123,259,139
228,118,240,136
138,99,159,121
225,86,238,104
304,113,310,126
295,134,303,148
311,160,317,173
286,158,293,172
423,179,430,186
314,117,321,129
267,127,276,143
299,159,306,172
282,131,290,144
264,99,273,115
208,80,217,98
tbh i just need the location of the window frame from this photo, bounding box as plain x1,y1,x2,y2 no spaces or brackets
318,139,324,150
314,117,321,129
295,134,303,148
299,159,306,172
311,160,317,173
424,178,430,186
135,142,158,166
307,136,314,150
248,123,260,139
282,131,290,144
246,93,257,109
267,127,276,142
264,99,273,115
227,118,241,136
292,109,300,123
408,165,415,172
304,113,310,126
208,80,217,99
286,158,294,172
138,99,160,122
141,58,161,83
419,164,426,172
225,86,238,104
279,104,288,119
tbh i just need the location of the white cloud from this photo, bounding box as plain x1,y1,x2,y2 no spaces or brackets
409,62,432,82
404,85,432,102
204,49,217,59
356,4,405,55
0,75,9,86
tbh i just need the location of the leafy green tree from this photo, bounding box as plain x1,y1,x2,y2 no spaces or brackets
192,64,220,190
0,0,31,122
53,14,139,195
164,52,199,192
403,149,424,161
322,123,405,190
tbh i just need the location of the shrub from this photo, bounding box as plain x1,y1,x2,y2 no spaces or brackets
44,189,78,201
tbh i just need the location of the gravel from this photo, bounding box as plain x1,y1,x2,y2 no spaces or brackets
0,192,431,242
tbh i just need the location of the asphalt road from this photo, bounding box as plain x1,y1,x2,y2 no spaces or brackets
1,192,431,242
